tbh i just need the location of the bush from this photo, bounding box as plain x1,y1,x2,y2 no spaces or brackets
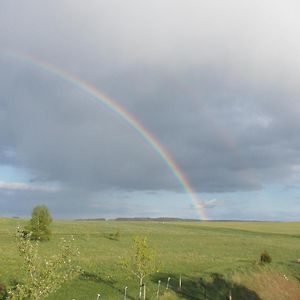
109,229,121,241
26,205,52,241
8,227,81,300
0,282,8,300
260,250,272,264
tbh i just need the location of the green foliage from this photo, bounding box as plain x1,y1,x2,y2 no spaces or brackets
260,250,272,264
129,236,156,281
27,205,53,241
109,229,121,241
0,281,8,300
114,229,121,240
123,236,156,298
7,227,80,300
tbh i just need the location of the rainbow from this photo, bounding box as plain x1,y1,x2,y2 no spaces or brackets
0,49,207,220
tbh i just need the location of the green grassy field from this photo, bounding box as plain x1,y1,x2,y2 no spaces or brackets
0,218,300,299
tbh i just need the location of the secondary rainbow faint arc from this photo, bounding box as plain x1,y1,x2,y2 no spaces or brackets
1,49,207,220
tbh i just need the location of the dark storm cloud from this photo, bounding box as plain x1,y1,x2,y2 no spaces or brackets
102,66,300,192
1,0,300,198
0,63,179,192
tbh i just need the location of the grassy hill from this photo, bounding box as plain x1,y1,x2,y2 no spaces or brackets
0,218,299,299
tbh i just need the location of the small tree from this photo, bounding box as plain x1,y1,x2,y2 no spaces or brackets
123,236,156,299
8,227,80,300
27,205,52,241
260,250,272,264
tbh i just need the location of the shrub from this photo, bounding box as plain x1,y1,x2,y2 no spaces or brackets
8,227,81,300
260,250,272,264
114,229,121,240
26,205,52,241
0,282,8,300
109,229,121,241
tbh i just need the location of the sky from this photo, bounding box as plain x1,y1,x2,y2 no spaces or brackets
0,1,300,220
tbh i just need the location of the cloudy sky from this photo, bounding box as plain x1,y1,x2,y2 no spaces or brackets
1,1,300,220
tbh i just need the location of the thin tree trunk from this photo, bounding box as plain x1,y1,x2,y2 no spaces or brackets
139,277,143,299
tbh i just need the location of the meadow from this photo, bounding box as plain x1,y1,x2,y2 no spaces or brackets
0,218,300,299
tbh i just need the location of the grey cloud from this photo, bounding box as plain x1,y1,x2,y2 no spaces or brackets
2,1,300,78
1,1,300,218
0,62,181,192
1,57,300,194
103,66,300,192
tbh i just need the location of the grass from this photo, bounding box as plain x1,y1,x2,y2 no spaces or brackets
0,218,299,299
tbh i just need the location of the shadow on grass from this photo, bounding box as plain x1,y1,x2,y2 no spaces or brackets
80,271,134,300
151,272,261,300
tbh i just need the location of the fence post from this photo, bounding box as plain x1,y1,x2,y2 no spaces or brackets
166,277,171,291
124,286,127,300
156,280,161,299
179,274,182,290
